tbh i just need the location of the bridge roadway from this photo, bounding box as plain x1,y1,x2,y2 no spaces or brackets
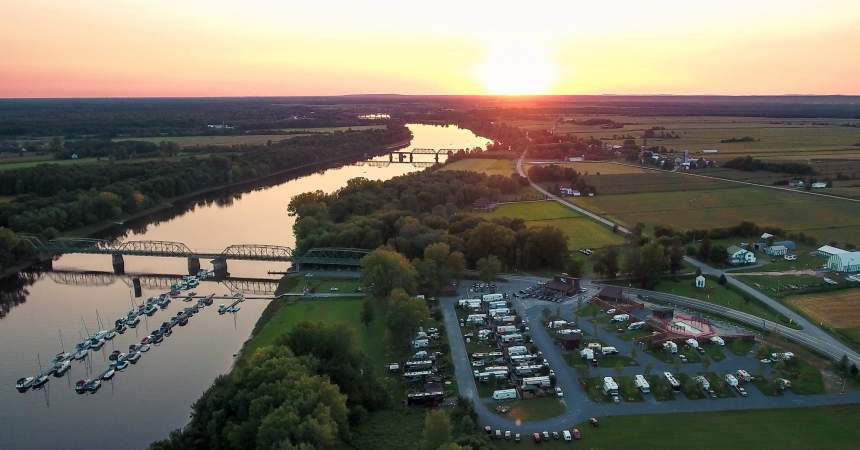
22,236,368,266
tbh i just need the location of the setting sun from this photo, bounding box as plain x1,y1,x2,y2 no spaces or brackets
476,40,558,95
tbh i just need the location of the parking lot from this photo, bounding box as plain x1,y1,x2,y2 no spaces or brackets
440,275,860,441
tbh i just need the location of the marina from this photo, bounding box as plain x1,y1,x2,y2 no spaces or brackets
0,124,490,450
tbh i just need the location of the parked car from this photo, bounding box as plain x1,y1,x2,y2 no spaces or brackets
589,417,600,428
555,386,564,397
573,428,582,440
514,433,521,443
532,432,541,443
553,431,560,440
542,431,550,441
484,426,492,434
505,430,511,440
563,430,572,441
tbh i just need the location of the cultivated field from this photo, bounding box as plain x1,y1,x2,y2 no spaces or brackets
572,184,860,247
511,116,860,162
479,201,624,249
441,158,517,176
789,289,860,329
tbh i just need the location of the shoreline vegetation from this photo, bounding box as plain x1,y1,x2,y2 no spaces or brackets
0,125,411,278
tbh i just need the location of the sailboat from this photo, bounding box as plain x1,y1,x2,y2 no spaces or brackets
52,333,72,376
32,354,50,388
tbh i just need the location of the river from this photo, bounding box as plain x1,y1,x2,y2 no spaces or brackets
0,124,490,450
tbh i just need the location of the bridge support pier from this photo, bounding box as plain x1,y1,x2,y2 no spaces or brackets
112,253,125,274
187,257,201,275
212,257,228,279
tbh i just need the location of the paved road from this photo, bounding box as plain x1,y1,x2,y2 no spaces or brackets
516,151,631,234
441,288,860,434
513,153,859,366
682,257,860,365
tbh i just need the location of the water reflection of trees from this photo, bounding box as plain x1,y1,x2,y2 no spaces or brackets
0,272,40,319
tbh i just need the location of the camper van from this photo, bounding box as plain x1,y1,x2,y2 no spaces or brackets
509,354,538,364
557,328,582,336
515,364,546,376
506,346,528,356
663,341,678,354
488,300,508,309
580,348,594,361
496,325,518,335
602,377,619,400
492,389,518,401
664,372,681,391
482,293,504,303
488,308,510,317
627,321,646,330
685,338,699,349
500,333,524,344
601,346,619,356
587,342,602,351
710,336,725,346
548,320,568,329
736,369,752,383
634,374,650,393
611,314,630,323
521,376,552,388
458,299,482,309
466,314,487,325
493,315,518,325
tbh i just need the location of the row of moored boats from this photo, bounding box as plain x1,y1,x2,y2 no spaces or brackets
17,272,214,394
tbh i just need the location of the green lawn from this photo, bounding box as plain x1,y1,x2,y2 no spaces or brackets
653,277,797,327
243,296,386,369
738,274,847,298
478,200,624,249
493,405,860,450
441,158,517,176
285,276,363,294
495,398,566,422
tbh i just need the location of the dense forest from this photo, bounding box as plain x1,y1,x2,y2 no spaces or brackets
0,126,410,268
288,169,570,277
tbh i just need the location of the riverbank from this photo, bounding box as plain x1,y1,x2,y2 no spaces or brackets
0,138,410,280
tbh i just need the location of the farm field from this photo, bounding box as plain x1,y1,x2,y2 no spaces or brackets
442,157,517,176
788,289,860,353
479,201,624,249
571,185,860,247
510,116,860,161
115,133,309,147
524,161,647,175
493,405,860,450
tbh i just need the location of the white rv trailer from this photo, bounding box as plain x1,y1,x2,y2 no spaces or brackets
634,374,650,393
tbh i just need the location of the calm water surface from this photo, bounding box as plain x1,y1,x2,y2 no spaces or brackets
0,124,490,450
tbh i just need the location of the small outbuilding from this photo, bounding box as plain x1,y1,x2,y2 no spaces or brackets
694,275,706,289
817,245,848,258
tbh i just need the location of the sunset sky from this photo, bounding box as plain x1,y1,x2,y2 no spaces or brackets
2,0,860,97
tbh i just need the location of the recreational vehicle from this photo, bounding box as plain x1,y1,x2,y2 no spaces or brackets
628,321,646,330
634,374,650,393
664,372,681,391
492,389,518,400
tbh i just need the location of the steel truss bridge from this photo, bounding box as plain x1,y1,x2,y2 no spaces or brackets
21,237,369,268
43,270,281,295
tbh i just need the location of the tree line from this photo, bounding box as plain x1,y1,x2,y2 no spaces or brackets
724,156,814,175
0,126,410,266
288,170,570,276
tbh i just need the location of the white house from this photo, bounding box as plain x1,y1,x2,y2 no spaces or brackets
727,245,757,265
827,251,860,273
695,275,706,289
